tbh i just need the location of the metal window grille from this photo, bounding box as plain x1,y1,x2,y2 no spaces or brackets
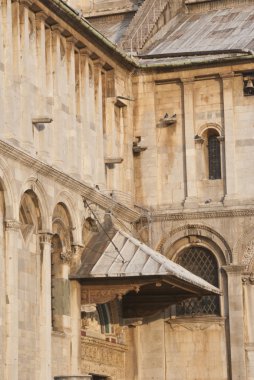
208,135,221,179
176,247,220,316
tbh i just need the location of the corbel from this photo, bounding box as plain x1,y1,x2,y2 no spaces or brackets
194,134,205,144
19,0,34,8
51,24,65,35
104,157,124,169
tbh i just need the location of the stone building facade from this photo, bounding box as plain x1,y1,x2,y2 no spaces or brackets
1,0,254,379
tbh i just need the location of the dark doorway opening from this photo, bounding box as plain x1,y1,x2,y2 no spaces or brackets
91,375,108,380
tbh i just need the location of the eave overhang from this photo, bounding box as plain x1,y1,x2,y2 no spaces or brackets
71,229,220,318
33,0,254,72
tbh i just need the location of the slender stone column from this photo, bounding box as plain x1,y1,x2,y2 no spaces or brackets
70,280,81,374
220,73,237,204
94,61,106,188
4,219,20,380
39,232,53,380
222,265,246,380
182,78,198,207
69,244,83,374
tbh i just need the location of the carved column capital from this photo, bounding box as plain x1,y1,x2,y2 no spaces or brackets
39,231,53,244
51,24,65,35
94,58,106,71
60,249,72,264
70,243,84,273
35,11,48,27
5,219,21,231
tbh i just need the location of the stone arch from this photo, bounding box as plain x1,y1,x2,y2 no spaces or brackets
159,223,232,265
234,224,254,271
0,157,18,220
19,177,50,230
197,122,223,138
54,190,80,243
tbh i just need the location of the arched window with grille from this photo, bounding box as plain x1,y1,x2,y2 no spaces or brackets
176,246,220,316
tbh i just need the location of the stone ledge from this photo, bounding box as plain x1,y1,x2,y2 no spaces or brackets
0,139,140,223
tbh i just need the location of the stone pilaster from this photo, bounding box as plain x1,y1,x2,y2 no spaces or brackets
94,60,106,189
182,78,198,207
66,37,79,178
2,0,20,144
35,12,51,162
80,49,93,183
51,25,65,167
222,265,246,380
0,1,5,145
39,232,53,380
4,219,21,380
220,73,237,204
19,0,34,152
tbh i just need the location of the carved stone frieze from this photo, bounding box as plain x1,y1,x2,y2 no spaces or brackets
241,239,254,270
81,285,140,304
149,208,254,222
242,274,254,285
81,336,126,380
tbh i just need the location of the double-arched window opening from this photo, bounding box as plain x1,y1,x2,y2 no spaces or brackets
176,246,220,316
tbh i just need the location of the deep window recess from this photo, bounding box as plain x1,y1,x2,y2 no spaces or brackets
208,134,221,179
176,246,220,316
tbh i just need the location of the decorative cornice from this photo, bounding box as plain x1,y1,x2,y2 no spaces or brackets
81,335,127,351
0,139,140,223
149,207,254,221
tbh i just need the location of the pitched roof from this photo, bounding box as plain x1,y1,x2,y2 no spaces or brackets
73,229,220,295
144,5,254,57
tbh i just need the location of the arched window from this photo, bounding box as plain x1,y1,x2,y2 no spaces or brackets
176,246,220,316
208,131,221,179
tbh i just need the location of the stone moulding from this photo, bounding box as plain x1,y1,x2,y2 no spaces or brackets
0,139,140,223
149,208,254,221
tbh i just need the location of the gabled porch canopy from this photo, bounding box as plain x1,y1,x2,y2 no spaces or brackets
70,229,220,318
